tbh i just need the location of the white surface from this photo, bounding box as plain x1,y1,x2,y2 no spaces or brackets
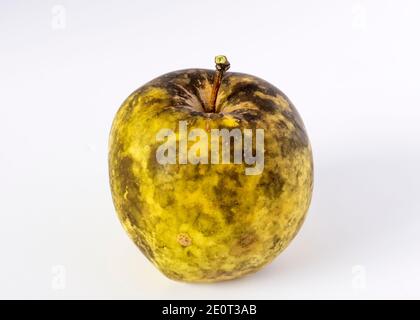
1,0,420,299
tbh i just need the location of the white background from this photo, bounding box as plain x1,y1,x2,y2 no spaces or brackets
1,0,420,299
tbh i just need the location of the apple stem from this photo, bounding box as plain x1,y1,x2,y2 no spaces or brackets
210,55,230,113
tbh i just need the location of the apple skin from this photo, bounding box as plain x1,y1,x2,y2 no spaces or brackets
109,69,313,282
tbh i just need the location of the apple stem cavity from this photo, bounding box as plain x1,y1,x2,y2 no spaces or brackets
209,55,230,113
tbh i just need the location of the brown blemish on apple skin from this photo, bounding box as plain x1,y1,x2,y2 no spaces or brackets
239,232,257,248
177,233,192,247
229,231,258,256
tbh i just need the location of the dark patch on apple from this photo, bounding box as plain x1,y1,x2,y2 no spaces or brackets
142,97,168,108
281,109,309,147
113,155,155,261
184,71,211,110
159,192,176,208
239,232,257,248
223,82,279,114
290,214,306,240
133,234,155,262
118,91,141,123
115,156,143,221
257,169,284,199
273,113,309,156
230,109,263,123
151,69,214,112
161,82,196,104
186,70,211,90
213,172,241,224
189,110,204,117
270,235,282,250
276,119,288,130
279,135,307,158
147,144,162,177
201,267,236,280
193,212,219,237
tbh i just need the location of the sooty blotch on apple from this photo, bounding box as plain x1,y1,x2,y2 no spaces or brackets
108,56,313,282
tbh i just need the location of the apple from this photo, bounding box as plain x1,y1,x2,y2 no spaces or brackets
109,56,313,282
